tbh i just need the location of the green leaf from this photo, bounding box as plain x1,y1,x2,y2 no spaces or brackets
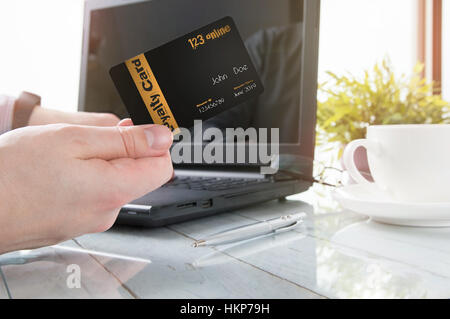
317,56,450,152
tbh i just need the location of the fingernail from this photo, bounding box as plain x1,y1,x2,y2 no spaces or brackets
144,126,173,150
118,118,133,127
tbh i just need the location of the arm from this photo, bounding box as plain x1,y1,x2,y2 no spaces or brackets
0,95,15,135
0,92,42,135
0,92,120,136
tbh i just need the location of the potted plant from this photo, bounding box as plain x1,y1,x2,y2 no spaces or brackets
317,58,450,179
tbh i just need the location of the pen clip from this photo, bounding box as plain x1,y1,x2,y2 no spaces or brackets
273,220,303,234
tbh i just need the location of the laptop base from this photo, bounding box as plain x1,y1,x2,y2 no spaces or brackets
117,170,311,227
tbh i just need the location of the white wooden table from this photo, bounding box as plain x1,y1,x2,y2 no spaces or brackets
1,185,450,299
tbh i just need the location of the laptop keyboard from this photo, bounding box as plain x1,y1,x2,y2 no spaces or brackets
164,176,272,191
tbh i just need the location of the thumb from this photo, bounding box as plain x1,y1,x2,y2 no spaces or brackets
67,124,173,160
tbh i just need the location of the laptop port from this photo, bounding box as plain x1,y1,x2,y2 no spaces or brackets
201,199,213,208
176,202,197,209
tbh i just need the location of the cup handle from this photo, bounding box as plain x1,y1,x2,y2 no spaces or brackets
343,139,380,185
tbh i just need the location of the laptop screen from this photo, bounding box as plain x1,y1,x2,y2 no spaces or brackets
80,0,319,168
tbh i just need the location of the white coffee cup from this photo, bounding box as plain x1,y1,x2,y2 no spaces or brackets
343,124,450,202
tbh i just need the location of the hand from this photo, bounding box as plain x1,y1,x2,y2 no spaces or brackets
0,122,173,254
27,107,120,127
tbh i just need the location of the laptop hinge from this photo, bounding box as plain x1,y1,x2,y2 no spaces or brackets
174,168,266,180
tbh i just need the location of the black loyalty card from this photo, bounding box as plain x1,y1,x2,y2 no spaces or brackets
109,16,264,134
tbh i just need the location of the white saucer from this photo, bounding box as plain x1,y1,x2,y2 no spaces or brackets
333,184,450,227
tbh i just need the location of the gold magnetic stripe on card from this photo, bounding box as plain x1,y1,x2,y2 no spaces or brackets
125,53,180,133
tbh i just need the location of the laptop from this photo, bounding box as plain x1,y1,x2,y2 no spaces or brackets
79,0,321,227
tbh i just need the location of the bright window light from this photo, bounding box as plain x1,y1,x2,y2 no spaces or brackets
319,0,418,82
0,0,84,112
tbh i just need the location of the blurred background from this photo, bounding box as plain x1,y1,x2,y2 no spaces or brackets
0,0,447,110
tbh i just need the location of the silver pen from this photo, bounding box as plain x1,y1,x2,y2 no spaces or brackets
193,213,306,247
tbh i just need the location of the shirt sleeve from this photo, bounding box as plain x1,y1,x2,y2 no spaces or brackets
0,95,15,135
